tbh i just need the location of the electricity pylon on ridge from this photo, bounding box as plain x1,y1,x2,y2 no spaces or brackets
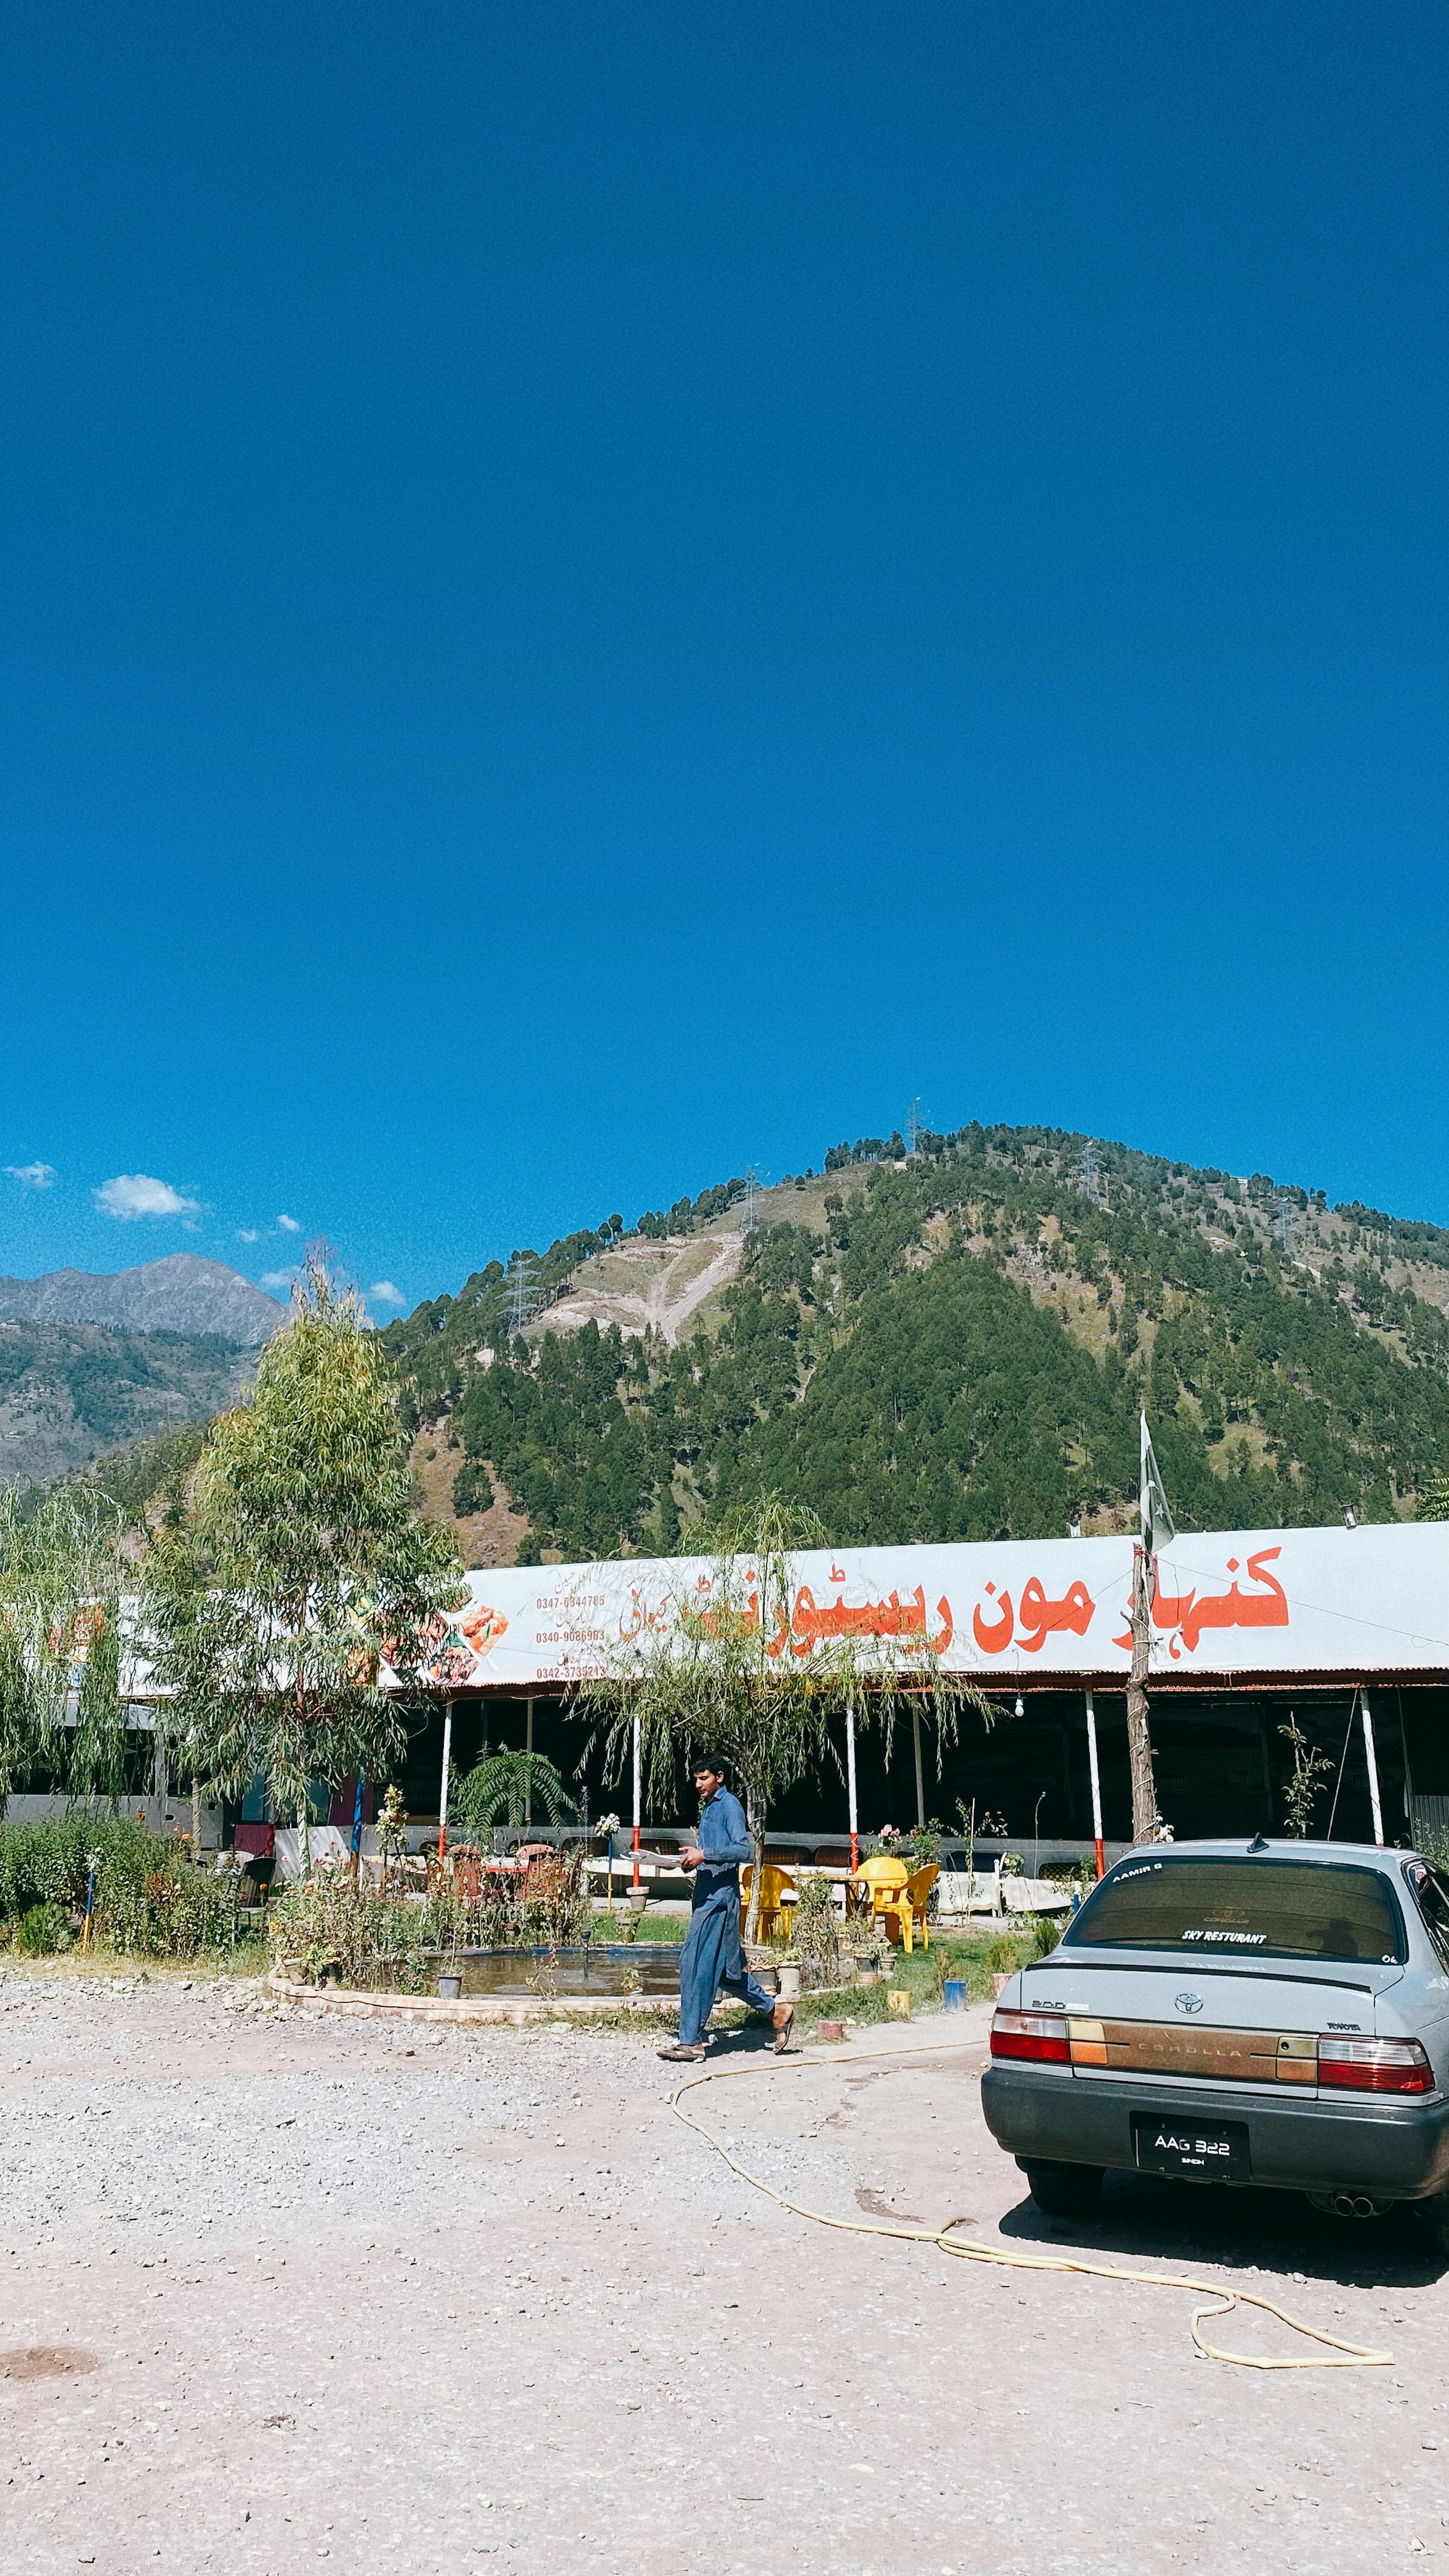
506,1253,538,1336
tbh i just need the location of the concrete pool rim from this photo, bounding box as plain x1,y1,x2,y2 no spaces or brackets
266,1963,680,2026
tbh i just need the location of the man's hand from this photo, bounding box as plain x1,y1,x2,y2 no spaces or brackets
680,1844,705,1870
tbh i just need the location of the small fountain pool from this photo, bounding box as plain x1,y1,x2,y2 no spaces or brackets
451,1943,683,2000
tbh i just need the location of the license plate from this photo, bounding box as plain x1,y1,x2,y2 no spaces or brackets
1133,2112,1250,2183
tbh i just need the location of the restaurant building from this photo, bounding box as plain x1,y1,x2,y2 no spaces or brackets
364,1520,1449,1865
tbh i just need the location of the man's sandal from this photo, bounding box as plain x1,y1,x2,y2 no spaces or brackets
657,2043,706,2062
772,2003,795,2053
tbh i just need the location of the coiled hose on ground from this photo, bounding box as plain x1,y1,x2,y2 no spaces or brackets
670,2035,1393,2371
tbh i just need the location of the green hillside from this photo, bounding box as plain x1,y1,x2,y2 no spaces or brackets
381,1125,1449,1561
0,1319,255,1493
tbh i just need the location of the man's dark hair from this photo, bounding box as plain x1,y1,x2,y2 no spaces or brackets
693,1752,728,1779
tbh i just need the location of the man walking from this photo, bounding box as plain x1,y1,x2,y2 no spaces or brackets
658,1755,794,2063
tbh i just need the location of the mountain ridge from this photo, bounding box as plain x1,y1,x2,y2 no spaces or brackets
381,1122,1449,1566
0,1253,285,1347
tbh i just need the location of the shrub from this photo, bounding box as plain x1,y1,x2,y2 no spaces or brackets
16,1901,71,1956
0,1816,242,1960
791,1870,843,1985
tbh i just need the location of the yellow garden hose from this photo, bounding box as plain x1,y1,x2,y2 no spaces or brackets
670,2036,1393,2371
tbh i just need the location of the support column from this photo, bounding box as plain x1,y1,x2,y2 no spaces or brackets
1085,1689,1104,1879
525,1696,534,1826
912,1704,926,1830
437,1700,453,1860
1361,1687,1384,1848
631,1711,641,1890
846,1704,859,1872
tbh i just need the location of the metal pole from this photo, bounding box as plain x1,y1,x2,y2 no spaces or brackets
1085,1689,1104,1880
1361,1687,1384,1848
437,1700,453,1861
350,1766,366,1873
846,1704,859,1873
912,1704,925,1830
631,1711,641,1890
525,1696,534,1827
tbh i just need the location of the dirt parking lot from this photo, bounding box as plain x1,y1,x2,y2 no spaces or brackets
2,1964,1447,2574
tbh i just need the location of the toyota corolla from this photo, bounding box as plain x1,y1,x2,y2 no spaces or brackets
981,1838,1449,2242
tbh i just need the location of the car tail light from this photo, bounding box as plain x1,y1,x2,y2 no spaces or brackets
991,2009,1070,2066
1317,2036,1435,2095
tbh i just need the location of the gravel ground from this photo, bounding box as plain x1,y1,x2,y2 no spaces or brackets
2,1963,1447,2575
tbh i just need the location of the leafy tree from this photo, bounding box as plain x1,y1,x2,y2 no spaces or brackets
0,1484,128,1815
578,1491,988,1940
140,1260,465,1832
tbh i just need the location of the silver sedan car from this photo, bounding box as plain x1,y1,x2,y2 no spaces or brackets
981,1838,1449,2243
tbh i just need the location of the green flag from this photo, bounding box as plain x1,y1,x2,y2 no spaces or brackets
1140,1412,1176,1559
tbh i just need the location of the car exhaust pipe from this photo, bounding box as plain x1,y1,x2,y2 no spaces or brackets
1311,2189,1388,2221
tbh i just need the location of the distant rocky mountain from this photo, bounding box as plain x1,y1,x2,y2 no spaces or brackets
0,1254,285,1348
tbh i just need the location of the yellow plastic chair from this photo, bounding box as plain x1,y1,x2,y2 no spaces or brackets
739,1861,796,1942
903,1863,938,1952
850,1855,910,1946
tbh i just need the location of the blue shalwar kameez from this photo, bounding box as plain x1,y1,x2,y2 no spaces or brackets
676,1785,778,2048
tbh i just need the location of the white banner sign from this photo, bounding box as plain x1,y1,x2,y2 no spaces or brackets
389,1522,1449,1691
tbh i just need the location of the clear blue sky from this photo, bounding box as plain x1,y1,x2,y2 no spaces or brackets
2,3,1445,1314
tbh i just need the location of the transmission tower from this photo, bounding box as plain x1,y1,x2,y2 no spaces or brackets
1271,1195,1297,1256
506,1253,538,1335
1079,1141,1101,1206
741,1166,764,1236
905,1097,923,1159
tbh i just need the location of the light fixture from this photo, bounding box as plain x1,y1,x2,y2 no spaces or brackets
1068,1510,1082,1540
1343,1505,1357,1531
1014,1693,1024,1718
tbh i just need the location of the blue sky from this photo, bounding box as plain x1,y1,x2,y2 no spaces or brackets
2,3,1445,1314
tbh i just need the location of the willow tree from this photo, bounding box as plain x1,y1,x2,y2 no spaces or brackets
0,1484,129,1816
140,1260,465,1832
578,1492,990,1941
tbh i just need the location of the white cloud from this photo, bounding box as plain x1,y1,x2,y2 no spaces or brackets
261,1269,297,1290
5,1162,55,1189
277,1213,301,1232
369,1281,406,1307
94,1173,199,1221
236,1228,260,1244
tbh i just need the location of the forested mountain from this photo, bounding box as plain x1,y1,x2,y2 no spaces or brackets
381,1125,1449,1564
0,1318,255,1489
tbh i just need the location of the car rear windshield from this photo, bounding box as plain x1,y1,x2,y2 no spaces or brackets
1064,1856,1405,1964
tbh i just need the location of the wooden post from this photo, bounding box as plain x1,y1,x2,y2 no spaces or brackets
525,1696,534,1826
912,1704,926,1830
846,1703,859,1872
1361,1687,1384,1848
1126,1545,1160,1844
437,1700,452,1860
1085,1689,1104,1879
191,1776,201,1864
